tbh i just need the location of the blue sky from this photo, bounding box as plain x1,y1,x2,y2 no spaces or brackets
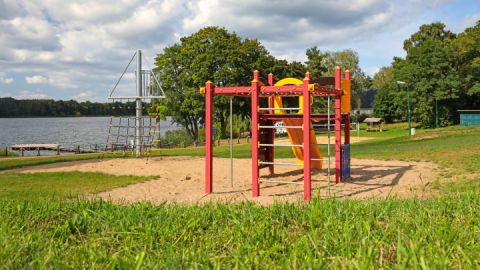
0,0,479,101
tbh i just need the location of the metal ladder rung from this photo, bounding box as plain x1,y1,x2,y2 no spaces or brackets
259,161,300,166
259,143,302,147
259,125,302,129
258,107,301,111
260,179,303,185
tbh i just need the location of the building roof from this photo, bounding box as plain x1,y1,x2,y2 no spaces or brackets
363,117,384,123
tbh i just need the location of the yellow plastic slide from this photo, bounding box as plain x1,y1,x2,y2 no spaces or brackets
273,78,322,169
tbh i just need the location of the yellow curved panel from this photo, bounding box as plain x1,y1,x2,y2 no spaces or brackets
274,77,303,86
272,77,322,169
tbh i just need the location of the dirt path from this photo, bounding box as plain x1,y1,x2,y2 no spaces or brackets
15,156,438,205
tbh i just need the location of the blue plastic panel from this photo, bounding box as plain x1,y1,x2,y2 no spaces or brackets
341,144,351,180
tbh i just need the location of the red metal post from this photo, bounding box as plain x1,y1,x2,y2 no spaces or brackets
344,70,351,145
267,73,274,174
205,81,213,193
251,71,260,196
334,67,342,184
303,73,311,200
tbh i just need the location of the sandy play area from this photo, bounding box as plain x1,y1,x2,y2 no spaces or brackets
15,156,438,205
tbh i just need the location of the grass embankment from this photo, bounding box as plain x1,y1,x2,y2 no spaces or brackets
0,194,478,268
0,152,133,171
0,171,156,200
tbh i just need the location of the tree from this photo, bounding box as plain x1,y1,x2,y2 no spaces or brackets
394,22,461,127
373,66,405,122
452,20,480,109
305,46,327,78
321,49,370,112
154,27,274,141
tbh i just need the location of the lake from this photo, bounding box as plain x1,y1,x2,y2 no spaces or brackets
0,117,180,148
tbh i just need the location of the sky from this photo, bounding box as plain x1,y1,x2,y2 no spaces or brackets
0,0,479,101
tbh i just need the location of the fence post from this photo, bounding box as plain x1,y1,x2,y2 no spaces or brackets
37,147,41,156
57,145,60,155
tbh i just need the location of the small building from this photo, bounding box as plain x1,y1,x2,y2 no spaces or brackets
458,110,480,126
363,117,384,132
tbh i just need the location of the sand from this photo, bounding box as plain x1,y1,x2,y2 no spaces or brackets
14,156,438,205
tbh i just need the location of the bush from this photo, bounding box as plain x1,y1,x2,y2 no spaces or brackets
160,130,194,148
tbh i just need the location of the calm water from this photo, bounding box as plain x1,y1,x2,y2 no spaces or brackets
0,117,179,148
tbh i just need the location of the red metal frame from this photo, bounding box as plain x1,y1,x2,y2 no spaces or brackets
205,81,213,193
202,69,350,200
303,74,312,200
251,71,260,197
335,67,342,184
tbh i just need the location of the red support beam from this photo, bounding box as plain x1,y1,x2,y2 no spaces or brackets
211,85,341,97
334,67,342,184
267,73,275,174
251,70,260,196
344,70,351,145
303,73,312,200
260,85,341,97
213,87,252,96
205,81,213,193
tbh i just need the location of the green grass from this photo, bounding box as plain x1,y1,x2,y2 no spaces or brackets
353,125,480,174
0,124,479,268
0,152,132,171
0,171,156,200
0,194,478,268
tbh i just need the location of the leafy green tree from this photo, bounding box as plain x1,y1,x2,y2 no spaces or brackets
321,49,370,112
305,46,327,78
373,66,405,122
453,20,480,108
394,22,461,127
154,27,274,141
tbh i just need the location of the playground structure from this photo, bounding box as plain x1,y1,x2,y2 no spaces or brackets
202,67,351,201
107,50,165,157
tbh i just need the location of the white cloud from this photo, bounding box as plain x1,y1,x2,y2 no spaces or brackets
0,72,14,84
365,66,380,77
25,75,49,84
71,90,96,101
0,1,22,20
15,90,50,99
0,16,60,52
24,73,77,88
183,0,394,50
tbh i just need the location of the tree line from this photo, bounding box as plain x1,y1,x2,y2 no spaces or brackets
373,21,480,127
152,26,371,141
0,97,137,117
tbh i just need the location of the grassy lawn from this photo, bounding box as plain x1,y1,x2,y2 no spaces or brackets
0,171,156,200
0,193,478,268
0,152,132,171
0,124,479,268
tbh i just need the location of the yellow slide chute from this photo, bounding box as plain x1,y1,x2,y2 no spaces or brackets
273,78,322,169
